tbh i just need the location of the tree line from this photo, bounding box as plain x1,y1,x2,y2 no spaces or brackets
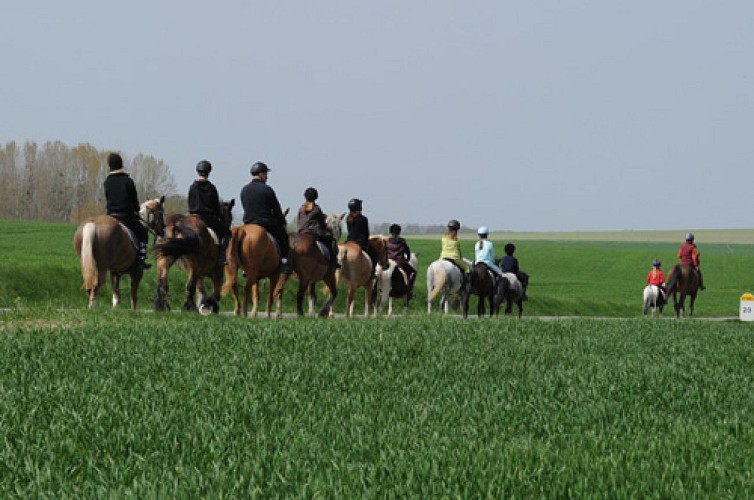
0,140,184,223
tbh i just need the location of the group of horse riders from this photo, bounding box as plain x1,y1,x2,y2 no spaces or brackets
645,232,705,304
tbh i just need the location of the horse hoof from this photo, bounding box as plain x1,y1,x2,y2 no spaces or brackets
198,303,213,316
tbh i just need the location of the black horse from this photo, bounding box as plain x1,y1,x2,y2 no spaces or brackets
462,263,499,318
495,272,528,318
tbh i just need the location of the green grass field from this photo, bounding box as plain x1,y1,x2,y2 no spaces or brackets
2,220,754,495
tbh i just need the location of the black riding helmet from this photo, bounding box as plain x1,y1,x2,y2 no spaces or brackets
348,198,362,212
389,224,401,236
251,161,270,175
504,243,516,255
196,160,212,176
447,219,460,231
304,187,318,201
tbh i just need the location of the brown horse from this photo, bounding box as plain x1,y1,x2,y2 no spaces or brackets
666,264,700,318
289,213,344,317
462,263,498,318
332,236,388,318
73,196,166,309
222,213,290,318
153,200,235,314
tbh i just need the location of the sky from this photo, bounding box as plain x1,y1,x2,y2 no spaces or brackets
2,1,753,232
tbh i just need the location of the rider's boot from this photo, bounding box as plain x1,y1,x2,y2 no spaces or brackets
330,242,341,269
218,237,228,266
698,270,705,290
280,257,293,275
138,242,152,270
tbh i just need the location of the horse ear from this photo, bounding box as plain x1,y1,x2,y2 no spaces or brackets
283,207,290,217
338,212,345,221
229,198,235,209
159,195,166,204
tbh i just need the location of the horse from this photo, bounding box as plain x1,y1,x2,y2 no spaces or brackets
289,213,344,317
332,236,388,318
495,272,528,318
153,200,235,315
426,258,470,314
374,252,419,318
665,264,700,318
221,212,290,319
73,196,166,309
462,263,499,318
642,284,666,316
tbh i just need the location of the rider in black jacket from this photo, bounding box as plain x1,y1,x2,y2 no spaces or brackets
345,198,378,274
103,152,150,269
188,160,230,264
240,161,292,274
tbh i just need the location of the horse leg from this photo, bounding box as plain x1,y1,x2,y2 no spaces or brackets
505,299,513,316
689,293,696,317
272,275,287,319
296,279,308,317
320,274,337,318
154,258,171,312
243,277,254,318
517,300,523,319
110,272,120,308
129,271,142,310
345,285,356,318
183,273,199,313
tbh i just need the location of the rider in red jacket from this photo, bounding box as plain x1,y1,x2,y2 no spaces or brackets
646,259,666,293
678,233,705,290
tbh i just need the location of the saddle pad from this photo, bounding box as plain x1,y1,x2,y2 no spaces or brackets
206,227,219,245
118,222,139,251
316,240,330,261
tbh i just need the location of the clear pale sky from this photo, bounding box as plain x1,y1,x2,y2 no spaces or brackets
3,1,753,231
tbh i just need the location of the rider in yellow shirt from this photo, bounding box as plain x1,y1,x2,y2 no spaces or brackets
440,219,470,274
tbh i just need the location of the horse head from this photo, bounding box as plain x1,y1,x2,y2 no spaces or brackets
140,195,166,238
369,235,389,268
326,212,345,242
220,199,235,230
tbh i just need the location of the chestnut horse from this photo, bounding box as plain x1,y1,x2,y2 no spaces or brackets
289,213,344,317
153,199,235,314
73,196,166,309
222,211,290,318
666,264,700,318
332,237,388,318
463,263,498,318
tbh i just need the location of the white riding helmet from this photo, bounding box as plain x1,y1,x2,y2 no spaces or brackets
478,226,489,235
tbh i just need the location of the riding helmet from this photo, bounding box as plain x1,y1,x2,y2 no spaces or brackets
504,243,516,255
447,219,460,231
348,198,362,212
685,232,694,242
250,161,270,175
196,160,212,176
304,187,318,201
389,224,401,236
107,152,123,171
477,226,489,236
652,259,661,267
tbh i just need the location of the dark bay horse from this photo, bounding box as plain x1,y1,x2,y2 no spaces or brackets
495,272,528,318
153,200,235,314
73,196,166,309
289,213,344,317
463,263,498,318
222,216,290,319
666,264,700,318
332,236,388,318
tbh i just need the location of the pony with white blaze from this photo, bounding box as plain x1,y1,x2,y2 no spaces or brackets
374,252,418,318
642,284,666,316
426,258,471,314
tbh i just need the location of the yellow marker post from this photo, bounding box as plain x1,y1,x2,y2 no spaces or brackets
740,293,754,322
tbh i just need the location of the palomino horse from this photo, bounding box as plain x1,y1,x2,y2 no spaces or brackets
153,200,235,314
495,272,528,318
426,258,470,314
463,263,498,318
332,236,388,318
643,284,666,316
73,196,166,309
289,213,344,317
222,212,290,318
374,252,419,318
666,264,700,318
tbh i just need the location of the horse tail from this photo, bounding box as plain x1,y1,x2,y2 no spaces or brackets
666,265,681,297
427,264,447,303
154,225,201,259
221,228,241,296
80,222,98,291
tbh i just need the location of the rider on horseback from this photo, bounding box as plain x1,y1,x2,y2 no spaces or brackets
473,226,503,290
678,233,705,290
386,223,417,298
647,258,667,299
240,161,292,274
103,152,151,270
440,219,470,288
501,243,528,300
345,198,378,275
189,160,230,265
297,187,340,269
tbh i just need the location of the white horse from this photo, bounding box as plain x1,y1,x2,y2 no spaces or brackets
643,284,667,316
426,258,471,314
374,252,419,318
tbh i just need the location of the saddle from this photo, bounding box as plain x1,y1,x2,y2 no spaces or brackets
117,222,140,252
206,228,220,246
316,240,333,262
